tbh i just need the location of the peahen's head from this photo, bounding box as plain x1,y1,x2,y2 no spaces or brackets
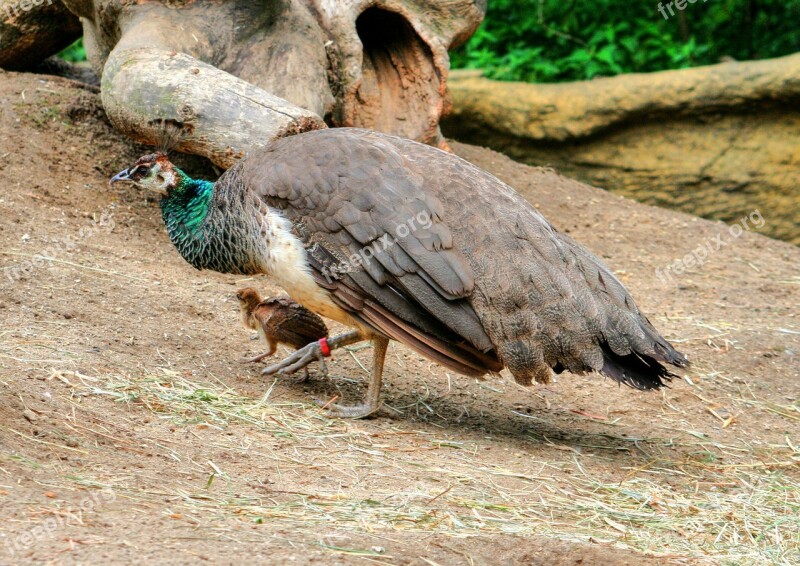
111,152,260,275
110,152,182,196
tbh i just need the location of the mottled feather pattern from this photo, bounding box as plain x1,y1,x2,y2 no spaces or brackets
160,128,686,389
255,296,329,348
221,128,687,389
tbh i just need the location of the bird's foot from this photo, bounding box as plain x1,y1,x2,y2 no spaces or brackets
261,341,328,378
292,368,312,384
311,336,387,419
314,396,381,419
240,352,273,364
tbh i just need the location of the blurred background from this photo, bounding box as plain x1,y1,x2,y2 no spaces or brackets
450,0,800,82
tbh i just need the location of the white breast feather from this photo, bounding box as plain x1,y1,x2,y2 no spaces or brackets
258,207,366,331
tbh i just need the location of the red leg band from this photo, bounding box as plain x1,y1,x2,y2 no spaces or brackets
319,337,331,357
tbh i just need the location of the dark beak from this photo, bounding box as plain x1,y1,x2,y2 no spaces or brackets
110,168,131,184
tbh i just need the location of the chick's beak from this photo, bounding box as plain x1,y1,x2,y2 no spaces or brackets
110,168,132,184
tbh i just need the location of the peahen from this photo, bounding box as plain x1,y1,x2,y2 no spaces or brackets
111,128,688,418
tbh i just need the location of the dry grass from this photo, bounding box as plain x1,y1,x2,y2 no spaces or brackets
1,298,797,564
27,367,797,565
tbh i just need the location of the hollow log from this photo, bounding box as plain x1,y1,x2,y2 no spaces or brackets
6,0,486,165
57,0,485,160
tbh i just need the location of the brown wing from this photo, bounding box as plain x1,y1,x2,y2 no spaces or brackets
241,129,502,377
253,299,328,349
235,128,686,387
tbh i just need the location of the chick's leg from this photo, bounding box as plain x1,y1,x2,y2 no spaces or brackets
240,339,276,364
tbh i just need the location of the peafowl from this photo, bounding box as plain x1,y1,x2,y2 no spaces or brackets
235,288,329,371
111,128,688,418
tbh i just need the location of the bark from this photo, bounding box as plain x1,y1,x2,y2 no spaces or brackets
0,0,82,70
59,0,485,154
102,47,325,169
5,0,486,163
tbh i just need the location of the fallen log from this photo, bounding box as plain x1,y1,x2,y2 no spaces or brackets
0,0,81,70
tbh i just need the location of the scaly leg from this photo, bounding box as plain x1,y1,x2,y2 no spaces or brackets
317,336,389,419
261,330,364,378
240,341,276,364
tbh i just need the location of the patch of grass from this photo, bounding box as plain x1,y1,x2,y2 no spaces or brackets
35,367,798,565
57,38,86,63
452,0,800,83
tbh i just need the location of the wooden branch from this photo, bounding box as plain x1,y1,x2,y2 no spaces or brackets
446,53,800,142
0,0,81,70
101,47,326,169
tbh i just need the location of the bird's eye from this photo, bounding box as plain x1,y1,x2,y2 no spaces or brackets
157,174,165,184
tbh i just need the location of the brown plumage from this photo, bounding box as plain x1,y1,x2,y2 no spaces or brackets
235,288,328,364
239,130,688,389
116,128,688,418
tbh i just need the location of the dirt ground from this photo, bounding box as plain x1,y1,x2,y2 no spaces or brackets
0,72,797,565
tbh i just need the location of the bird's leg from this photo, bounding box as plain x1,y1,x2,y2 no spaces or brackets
240,341,276,364
261,330,363,377
316,336,389,419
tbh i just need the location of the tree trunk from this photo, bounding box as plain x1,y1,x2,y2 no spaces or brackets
102,47,326,169
0,0,81,70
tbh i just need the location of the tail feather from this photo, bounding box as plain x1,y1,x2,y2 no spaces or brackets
599,341,688,390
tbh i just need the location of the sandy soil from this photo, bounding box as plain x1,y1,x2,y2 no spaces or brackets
0,72,798,565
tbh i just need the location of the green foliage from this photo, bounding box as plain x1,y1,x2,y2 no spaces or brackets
451,0,800,83
57,38,86,63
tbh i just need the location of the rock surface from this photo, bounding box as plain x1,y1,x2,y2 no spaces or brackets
443,55,800,245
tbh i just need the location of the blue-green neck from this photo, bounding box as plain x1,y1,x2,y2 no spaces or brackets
158,168,265,275
160,170,214,234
